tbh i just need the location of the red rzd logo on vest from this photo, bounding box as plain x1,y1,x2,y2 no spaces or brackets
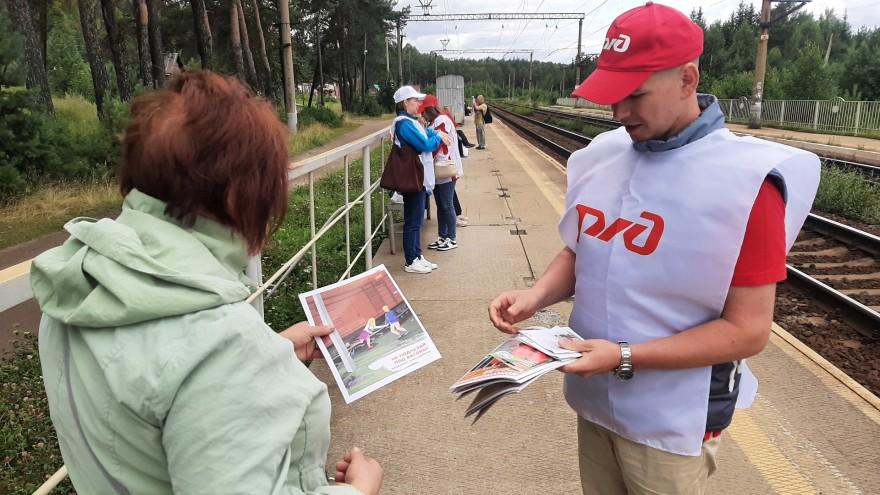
575,204,665,256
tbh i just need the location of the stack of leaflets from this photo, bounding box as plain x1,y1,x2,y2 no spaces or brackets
451,326,583,421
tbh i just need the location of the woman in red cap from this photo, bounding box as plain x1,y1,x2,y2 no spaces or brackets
419,94,464,252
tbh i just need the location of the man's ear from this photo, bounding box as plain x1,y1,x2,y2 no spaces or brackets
680,63,700,98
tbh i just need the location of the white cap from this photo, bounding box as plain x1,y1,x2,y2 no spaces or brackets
393,85,426,103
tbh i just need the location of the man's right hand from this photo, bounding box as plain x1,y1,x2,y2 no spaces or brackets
488,289,543,334
335,447,383,495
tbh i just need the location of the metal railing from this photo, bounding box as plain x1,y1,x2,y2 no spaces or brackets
23,125,392,495
556,96,880,137
555,97,611,112
717,97,880,136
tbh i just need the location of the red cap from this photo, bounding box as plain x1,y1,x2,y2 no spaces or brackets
417,94,440,113
572,2,703,105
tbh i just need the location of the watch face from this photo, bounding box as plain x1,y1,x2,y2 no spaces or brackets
616,367,634,380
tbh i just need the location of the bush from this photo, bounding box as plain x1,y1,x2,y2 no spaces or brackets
350,95,384,117
814,165,880,223
298,106,343,128
0,90,122,203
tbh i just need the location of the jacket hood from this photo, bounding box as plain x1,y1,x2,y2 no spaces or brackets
30,189,255,328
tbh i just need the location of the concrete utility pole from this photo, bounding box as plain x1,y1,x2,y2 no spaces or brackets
362,32,368,97
576,17,583,85
749,0,811,128
528,51,533,103
385,37,390,81
278,0,297,131
748,0,771,129
396,18,404,86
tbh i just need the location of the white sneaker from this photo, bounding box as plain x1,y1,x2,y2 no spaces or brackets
404,260,432,274
427,238,446,250
418,255,438,270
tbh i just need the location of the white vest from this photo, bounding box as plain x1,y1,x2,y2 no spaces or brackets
430,115,464,184
558,127,819,455
392,115,435,192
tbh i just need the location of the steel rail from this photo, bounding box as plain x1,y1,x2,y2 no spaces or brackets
491,105,592,159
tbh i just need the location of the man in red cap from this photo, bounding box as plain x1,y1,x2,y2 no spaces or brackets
489,3,820,494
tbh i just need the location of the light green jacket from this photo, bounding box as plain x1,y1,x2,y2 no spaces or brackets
31,189,360,495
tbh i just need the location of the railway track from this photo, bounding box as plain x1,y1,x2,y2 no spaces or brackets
496,101,880,184
492,102,880,336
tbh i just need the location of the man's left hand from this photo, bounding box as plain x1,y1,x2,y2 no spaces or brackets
558,339,622,378
279,321,334,362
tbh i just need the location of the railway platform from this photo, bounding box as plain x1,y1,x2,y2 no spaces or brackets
315,117,880,494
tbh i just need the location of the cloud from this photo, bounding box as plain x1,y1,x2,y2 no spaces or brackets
395,0,878,64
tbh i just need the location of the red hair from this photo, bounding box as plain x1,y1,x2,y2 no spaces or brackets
118,71,289,254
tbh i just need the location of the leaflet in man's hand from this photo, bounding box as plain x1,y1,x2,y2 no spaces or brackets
450,326,582,421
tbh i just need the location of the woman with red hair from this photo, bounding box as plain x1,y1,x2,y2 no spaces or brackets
31,71,383,495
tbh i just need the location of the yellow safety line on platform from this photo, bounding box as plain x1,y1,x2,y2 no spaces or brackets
0,260,31,284
727,410,817,494
490,122,566,215
492,120,827,492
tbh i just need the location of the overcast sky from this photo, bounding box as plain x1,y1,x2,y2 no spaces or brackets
394,0,879,64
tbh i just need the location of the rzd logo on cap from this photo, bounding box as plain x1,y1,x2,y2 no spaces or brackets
575,204,664,256
603,34,631,53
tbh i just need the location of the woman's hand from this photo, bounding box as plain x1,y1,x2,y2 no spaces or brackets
279,322,334,361
335,447,383,495
437,131,451,146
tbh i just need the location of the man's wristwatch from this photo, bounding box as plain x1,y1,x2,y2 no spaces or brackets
613,341,634,380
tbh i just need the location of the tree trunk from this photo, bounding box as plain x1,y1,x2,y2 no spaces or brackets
248,0,274,99
5,0,53,113
78,0,111,120
230,1,245,81
25,0,48,70
190,0,212,69
307,63,318,107
146,0,164,87
100,0,133,100
235,0,259,90
132,0,153,87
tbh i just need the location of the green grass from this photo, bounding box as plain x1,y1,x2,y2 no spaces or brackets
0,181,119,251
262,142,391,330
1,332,75,495
289,121,358,157
814,165,880,224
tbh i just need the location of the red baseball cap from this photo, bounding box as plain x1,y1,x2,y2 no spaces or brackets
572,2,703,105
417,94,440,113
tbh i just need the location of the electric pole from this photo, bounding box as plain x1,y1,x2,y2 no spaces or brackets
396,18,404,86
385,37,390,82
528,51,533,104
576,17,583,85
749,0,811,128
363,32,368,97
748,0,771,129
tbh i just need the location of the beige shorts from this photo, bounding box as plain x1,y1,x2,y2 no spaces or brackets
577,416,721,495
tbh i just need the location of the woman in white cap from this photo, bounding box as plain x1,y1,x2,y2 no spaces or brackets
391,85,450,274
